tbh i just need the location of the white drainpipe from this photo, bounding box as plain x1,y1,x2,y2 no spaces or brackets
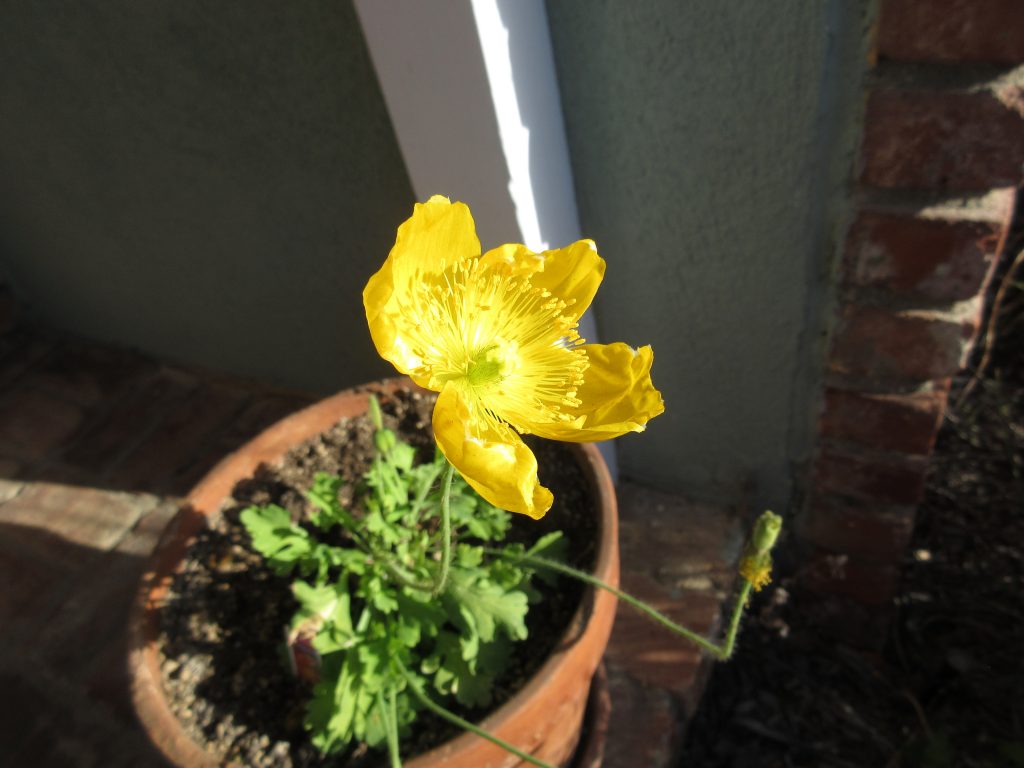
354,0,617,480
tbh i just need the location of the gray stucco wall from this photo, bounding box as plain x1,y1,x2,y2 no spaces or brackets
547,1,871,510
0,2,411,392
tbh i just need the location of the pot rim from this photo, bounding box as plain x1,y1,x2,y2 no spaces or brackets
128,377,619,768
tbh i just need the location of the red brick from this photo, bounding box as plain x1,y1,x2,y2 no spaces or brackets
802,495,916,561
0,493,162,663
0,514,100,579
601,668,682,768
213,392,313,444
803,550,902,605
813,448,929,506
0,460,22,483
0,390,85,462
39,542,150,684
77,505,180,722
878,0,1024,64
0,669,164,766
0,331,56,389
820,387,947,454
107,381,249,493
0,518,116,648
828,304,979,382
862,88,1024,191
168,392,314,491
843,193,1012,301
19,342,156,408
617,483,742,596
108,499,179,558
0,482,156,555
61,367,198,478
606,569,718,697
0,538,66,625
29,501,175,705
0,476,23,503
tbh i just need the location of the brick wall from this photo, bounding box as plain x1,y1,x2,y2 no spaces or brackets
799,0,1023,639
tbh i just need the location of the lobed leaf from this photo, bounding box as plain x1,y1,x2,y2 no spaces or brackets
240,505,316,577
446,568,529,644
307,473,351,531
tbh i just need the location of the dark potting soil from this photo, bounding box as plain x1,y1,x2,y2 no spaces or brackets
158,387,599,767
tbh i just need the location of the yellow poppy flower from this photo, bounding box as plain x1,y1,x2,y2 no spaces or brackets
363,195,664,519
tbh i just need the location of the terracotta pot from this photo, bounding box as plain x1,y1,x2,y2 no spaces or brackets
129,378,619,768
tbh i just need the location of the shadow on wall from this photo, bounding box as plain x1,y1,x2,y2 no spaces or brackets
0,2,413,394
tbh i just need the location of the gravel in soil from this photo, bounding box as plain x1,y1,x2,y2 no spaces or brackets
158,388,600,767
681,240,1024,765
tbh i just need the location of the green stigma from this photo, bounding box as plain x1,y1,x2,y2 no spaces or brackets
466,345,503,387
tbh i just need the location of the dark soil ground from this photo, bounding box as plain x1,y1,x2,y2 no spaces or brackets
682,241,1024,765
158,388,598,767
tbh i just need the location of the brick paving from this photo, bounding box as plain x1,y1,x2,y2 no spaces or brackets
0,309,742,767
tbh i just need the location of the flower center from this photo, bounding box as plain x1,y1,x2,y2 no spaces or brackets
465,344,503,387
397,257,588,435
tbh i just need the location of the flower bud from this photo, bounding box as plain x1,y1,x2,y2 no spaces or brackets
751,511,782,556
368,394,384,429
374,428,397,454
738,511,782,592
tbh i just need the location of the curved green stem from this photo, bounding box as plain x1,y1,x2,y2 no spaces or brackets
721,580,753,659
489,550,754,661
409,462,442,518
344,525,373,556
398,666,554,768
382,687,402,768
380,557,434,593
431,462,456,597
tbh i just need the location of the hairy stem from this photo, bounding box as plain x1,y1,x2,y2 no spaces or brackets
380,557,434,593
719,580,753,660
383,687,402,768
431,462,456,596
398,667,554,768
409,462,442,519
491,550,755,661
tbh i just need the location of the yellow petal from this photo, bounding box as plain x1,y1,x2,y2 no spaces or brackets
527,343,664,442
363,196,481,381
478,243,544,277
432,384,553,519
479,239,606,322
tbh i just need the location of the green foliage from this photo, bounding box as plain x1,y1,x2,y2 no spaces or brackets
239,401,565,759
446,567,529,644
239,505,339,583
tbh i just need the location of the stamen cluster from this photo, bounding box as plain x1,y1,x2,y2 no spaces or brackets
397,258,588,440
